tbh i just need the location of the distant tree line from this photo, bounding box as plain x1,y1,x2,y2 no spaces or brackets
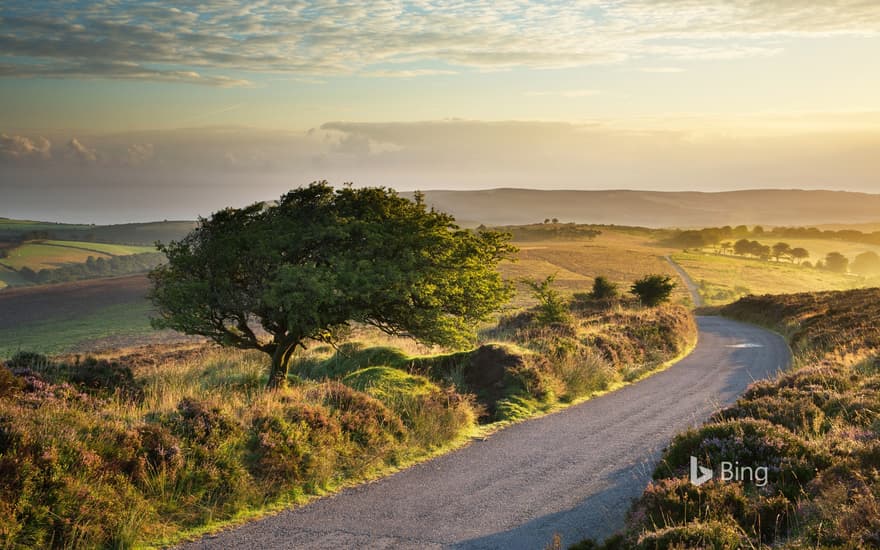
16,252,165,285
666,224,880,248
496,222,602,241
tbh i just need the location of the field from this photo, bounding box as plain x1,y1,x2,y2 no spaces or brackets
0,276,184,359
672,251,879,306
500,230,690,308
0,242,113,271
0,240,155,271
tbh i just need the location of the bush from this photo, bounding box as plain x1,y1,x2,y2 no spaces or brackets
655,419,829,499
635,520,747,549
590,276,619,300
630,274,676,307
522,275,572,326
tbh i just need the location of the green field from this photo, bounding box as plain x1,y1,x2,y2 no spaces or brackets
0,242,112,270
0,301,155,358
673,250,878,305
42,240,156,256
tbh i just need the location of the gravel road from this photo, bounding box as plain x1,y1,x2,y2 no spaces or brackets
181,316,789,549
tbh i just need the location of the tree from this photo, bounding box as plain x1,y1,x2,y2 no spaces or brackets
733,239,753,256
544,218,550,224
551,218,559,224
824,252,849,273
790,247,809,264
630,274,676,307
771,242,791,262
150,182,517,388
589,276,619,300
522,274,571,325
852,251,880,275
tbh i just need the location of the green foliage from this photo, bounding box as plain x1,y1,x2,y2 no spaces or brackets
521,274,572,326
589,276,619,300
18,252,165,285
150,182,516,387
630,274,676,307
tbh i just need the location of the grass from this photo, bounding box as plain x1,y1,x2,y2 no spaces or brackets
0,242,113,271
501,230,690,308
0,282,697,548
0,301,156,359
672,251,874,306
42,240,156,256
0,240,155,272
0,266,28,289
580,288,880,549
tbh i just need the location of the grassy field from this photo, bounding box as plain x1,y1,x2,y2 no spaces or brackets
0,301,157,358
0,240,160,289
672,251,878,306
0,242,113,270
501,230,690,308
42,240,156,256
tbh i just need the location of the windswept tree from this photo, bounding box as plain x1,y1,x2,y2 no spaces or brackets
150,182,517,388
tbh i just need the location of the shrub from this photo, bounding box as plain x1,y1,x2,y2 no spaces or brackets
630,274,676,307
655,419,829,499
635,520,747,549
590,276,619,300
246,396,342,489
522,275,572,326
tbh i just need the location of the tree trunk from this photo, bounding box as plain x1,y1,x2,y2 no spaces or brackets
267,339,298,389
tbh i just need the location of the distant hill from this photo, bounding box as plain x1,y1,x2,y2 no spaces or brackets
0,219,196,245
403,189,880,228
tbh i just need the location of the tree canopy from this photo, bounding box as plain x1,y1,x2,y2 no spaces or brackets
150,182,517,387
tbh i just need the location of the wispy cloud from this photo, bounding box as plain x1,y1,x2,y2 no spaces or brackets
0,133,51,161
1,1,878,86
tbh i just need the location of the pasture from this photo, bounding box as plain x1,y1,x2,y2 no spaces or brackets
672,250,878,306
500,229,690,308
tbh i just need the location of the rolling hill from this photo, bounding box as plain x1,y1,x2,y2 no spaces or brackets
405,189,880,228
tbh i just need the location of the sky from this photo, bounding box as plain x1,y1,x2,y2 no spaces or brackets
1,0,880,223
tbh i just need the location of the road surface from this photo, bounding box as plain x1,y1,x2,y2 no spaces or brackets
182,315,789,549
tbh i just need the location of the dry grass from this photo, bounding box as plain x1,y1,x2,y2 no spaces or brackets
500,230,689,308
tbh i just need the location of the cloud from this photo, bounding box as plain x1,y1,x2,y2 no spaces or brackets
66,138,97,163
0,1,878,85
0,133,51,161
126,143,154,166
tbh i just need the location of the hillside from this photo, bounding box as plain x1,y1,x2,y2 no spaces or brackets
406,189,880,228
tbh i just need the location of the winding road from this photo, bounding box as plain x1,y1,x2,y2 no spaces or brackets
183,264,790,549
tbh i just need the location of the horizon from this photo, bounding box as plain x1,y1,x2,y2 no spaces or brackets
2,1,880,222
6,186,880,226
